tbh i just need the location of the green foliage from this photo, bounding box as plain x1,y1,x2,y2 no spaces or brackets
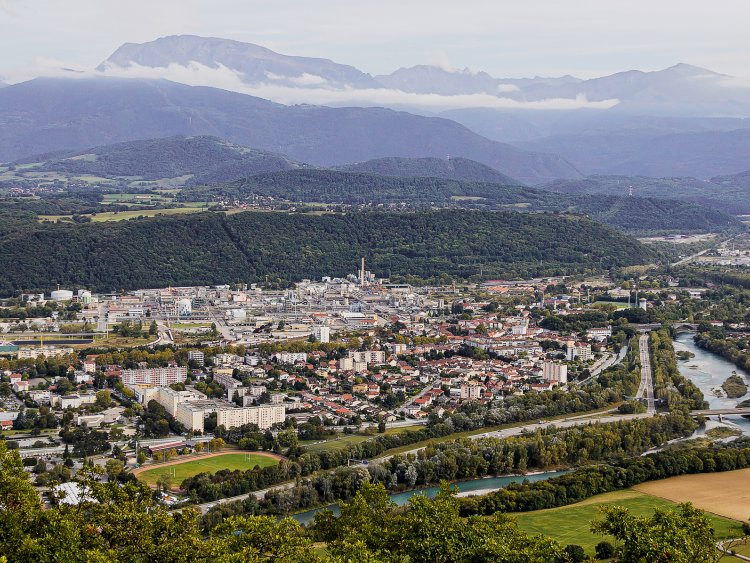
182,169,738,233
0,209,655,295
591,503,718,562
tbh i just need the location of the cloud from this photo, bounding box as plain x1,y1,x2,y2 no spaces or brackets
264,71,329,86
497,84,520,93
97,60,619,110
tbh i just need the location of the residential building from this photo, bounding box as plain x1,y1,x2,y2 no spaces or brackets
216,404,286,430
120,366,187,386
312,325,330,343
542,362,568,384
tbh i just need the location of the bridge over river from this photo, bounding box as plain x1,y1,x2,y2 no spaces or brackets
691,408,750,417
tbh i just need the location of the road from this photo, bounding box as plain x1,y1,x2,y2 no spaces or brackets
377,410,651,462
579,344,628,385
635,334,656,414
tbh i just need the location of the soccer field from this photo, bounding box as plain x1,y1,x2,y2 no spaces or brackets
513,489,743,554
136,452,280,488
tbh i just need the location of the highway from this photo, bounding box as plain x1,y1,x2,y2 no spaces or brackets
635,334,656,414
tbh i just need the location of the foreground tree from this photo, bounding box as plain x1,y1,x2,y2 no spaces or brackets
591,503,718,563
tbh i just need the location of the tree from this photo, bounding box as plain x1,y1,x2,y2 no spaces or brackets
95,389,112,408
209,438,226,452
155,473,172,492
563,544,586,562
136,451,147,465
377,420,386,433
595,540,615,560
194,442,204,453
149,320,158,336
105,459,124,481
591,503,717,563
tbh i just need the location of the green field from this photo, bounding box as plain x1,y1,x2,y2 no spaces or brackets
137,453,279,488
513,489,743,554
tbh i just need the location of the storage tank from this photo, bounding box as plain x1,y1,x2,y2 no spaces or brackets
178,298,192,317
77,290,92,305
50,289,74,301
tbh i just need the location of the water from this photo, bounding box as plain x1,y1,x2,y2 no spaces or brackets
291,470,568,525
674,332,750,435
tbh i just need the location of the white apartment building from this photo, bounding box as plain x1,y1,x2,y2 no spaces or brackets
312,325,331,343
275,352,307,364
348,350,386,365
216,404,286,430
542,362,568,384
120,366,187,386
188,351,205,367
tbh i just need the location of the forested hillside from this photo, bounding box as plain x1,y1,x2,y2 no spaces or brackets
6,136,302,186
336,156,521,184
541,173,750,214
181,169,740,233
0,210,656,294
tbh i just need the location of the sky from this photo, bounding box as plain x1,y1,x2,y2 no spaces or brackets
2,0,750,82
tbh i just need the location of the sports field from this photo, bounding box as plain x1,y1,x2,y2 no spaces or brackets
513,489,743,553
634,467,750,522
136,452,281,488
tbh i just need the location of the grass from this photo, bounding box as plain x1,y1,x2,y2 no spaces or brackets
513,489,743,554
592,301,630,310
137,453,279,488
38,207,208,223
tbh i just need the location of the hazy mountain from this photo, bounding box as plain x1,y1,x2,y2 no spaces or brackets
97,37,750,116
0,77,580,184
519,128,750,178
10,135,303,186
99,34,380,89
374,66,581,96
540,173,750,215
336,156,521,185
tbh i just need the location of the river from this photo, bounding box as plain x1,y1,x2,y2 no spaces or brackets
674,332,750,435
291,470,568,525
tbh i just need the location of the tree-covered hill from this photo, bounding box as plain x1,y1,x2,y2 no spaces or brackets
8,136,303,186
335,156,522,185
540,174,750,214
0,209,656,295
181,169,740,234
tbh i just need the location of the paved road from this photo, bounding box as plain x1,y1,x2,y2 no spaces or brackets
635,334,656,414
377,411,651,462
579,344,628,385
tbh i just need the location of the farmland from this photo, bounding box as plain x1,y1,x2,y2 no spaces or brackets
513,489,743,554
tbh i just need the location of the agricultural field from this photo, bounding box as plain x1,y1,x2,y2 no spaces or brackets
513,489,743,554
135,452,282,489
633,468,750,522
38,206,209,223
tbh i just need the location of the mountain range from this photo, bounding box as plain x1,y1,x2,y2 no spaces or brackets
3,34,750,184
0,77,579,184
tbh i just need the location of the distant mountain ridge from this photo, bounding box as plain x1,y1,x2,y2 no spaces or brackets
541,173,750,214
99,35,380,89
0,77,580,184
336,156,521,185
97,36,750,117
